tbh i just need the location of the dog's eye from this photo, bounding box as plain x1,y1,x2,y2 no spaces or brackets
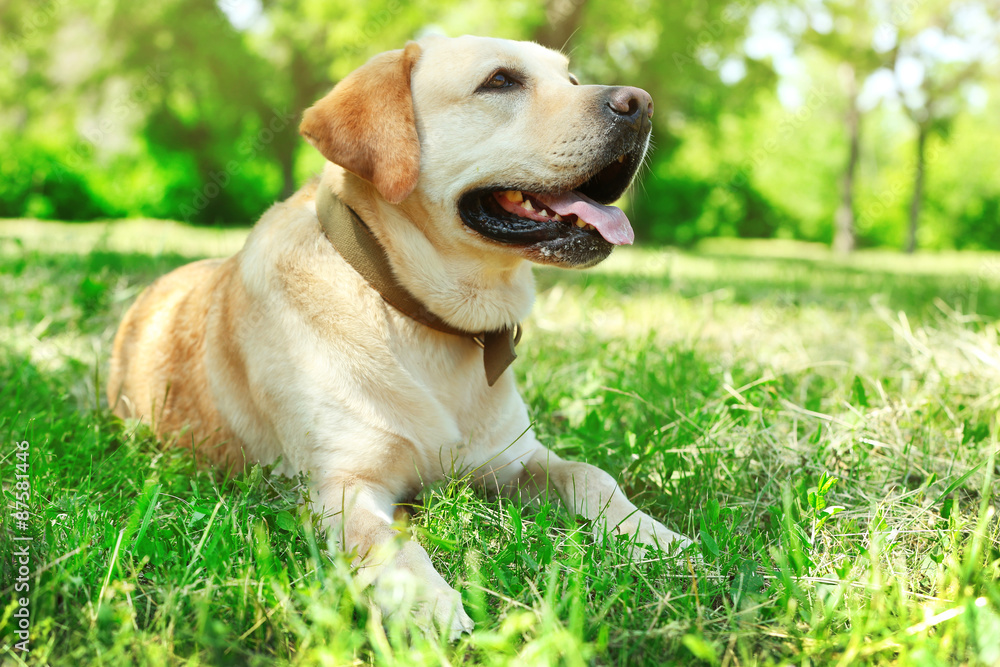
480,70,518,91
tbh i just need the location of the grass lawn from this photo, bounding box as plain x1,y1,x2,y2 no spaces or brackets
1,218,999,666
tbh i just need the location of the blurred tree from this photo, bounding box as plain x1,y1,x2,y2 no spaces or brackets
533,0,588,51
562,0,776,243
103,0,288,222
0,0,117,219
802,0,895,252
0,0,289,222
2,0,998,252
887,0,1000,253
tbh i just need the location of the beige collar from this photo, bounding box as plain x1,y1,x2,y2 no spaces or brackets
314,185,521,387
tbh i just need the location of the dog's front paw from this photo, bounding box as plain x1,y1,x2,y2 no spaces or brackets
371,567,474,641
614,513,694,557
417,585,474,641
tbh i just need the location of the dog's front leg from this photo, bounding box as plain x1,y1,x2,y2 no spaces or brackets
317,480,474,639
509,445,693,555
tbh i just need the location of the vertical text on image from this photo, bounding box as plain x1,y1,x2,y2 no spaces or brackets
11,440,32,653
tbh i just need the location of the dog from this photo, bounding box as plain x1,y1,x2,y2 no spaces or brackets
108,34,692,639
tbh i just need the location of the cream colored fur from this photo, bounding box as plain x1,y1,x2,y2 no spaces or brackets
108,35,691,640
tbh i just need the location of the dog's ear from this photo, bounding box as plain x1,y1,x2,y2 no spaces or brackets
300,42,421,204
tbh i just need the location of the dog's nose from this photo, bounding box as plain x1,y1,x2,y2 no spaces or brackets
606,86,654,125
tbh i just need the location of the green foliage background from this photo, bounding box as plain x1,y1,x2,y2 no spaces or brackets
1,0,998,249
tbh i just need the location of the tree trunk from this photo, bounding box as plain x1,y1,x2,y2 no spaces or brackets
533,0,588,51
833,64,859,253
906,122,927,254
276,138,298,200
277,48,334,199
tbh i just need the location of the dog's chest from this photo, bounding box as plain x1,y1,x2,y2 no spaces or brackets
380,325,535,482
259,306,536,487
243,216,536,488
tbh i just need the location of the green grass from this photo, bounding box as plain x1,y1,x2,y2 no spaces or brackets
2,219,999,666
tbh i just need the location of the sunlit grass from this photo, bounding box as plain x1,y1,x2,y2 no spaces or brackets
0,219,250,257
2,219,999,665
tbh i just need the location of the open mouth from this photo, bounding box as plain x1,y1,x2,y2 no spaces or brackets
458,148,643,256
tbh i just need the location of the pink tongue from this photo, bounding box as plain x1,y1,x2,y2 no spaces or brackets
535,191,634,245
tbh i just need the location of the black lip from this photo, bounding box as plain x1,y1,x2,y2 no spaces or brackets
459,189,575,245
457,146,643,248
458,188,614,267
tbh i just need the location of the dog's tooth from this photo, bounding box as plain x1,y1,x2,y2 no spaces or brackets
575,219,586,228
617,154,625,163
522,199,534,212
538,210,549,219
553,214,563,222
505,190,523,203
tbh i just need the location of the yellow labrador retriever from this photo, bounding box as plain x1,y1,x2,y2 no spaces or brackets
108,35,691,639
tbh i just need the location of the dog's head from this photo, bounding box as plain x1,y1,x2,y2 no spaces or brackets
301,35,652,269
